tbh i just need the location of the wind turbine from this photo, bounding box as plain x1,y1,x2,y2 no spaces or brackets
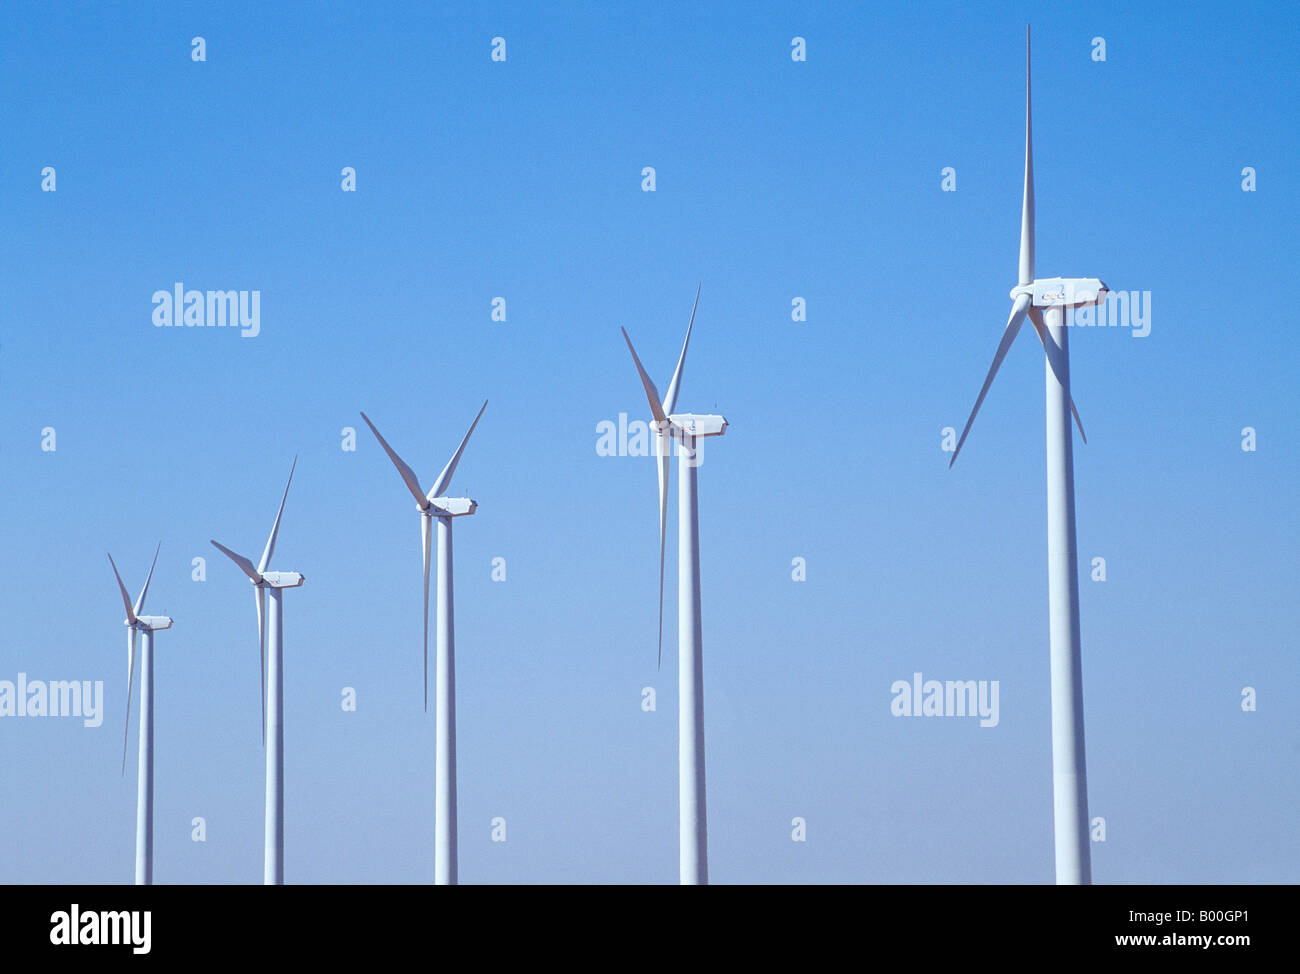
948,27,1107,885
210,457,303,885
107,543,171,886
621,284,728,885
360,401,487,886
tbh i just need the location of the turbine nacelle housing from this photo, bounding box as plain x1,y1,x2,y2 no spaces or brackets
427,497,477,517
667,413,728,439
260,571,304,589
1012,277,1109,309
134,615,174,632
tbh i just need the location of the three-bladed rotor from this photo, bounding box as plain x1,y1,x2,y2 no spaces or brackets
360,400,487,710
621,284,728,668
949,27,1104,468
108,543,171,775
210,456,303,744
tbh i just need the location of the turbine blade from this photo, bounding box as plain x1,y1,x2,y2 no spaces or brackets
621,328,669,426
256,586,267,747
107,553,137,625
427,400,488,501
421,515,432,713
662,283,701,416
1070,398,1088,444
361,412,429,510
950,293,1032,468
133,541,161,617
210,540,262,583
1019,25,1035,287
1027,309,1088,443
259,456,297,573
656,435,670,669
122,627,137,776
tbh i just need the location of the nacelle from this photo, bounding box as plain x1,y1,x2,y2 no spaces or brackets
137,615,174,631
668,414,728,438
1014,277,1109,309
428,497,477,517
261,571,305,588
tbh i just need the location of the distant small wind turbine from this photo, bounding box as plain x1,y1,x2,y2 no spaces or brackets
360,401,487,886
210,457,303,885
107,543,171,886
621,284,728,885
949,27,1106,885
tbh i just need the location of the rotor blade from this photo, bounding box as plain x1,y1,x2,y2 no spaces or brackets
656,435,670,670
662,283,701,416
133,541,161,617
1019,25,1035,286
107,553,137,625
122,627,137,776
360,412,429,510
211,540,262,583
259,456,297,573
256,586,267,747
1070,396,1087,444
421,515,432,713
427,400,488,501
621,328,669,426
1027,309,1088,444
949,293,1032,468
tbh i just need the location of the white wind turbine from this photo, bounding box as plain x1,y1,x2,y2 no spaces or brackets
210,457,303,885
360,401,487,886
621,284,728,885
948,27,1107,885
107,543,171,885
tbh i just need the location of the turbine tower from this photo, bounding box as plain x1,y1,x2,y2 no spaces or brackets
621,284,728,885
210,457,303,885
949,27,1106,885
107,543,171,886
360,401,487,886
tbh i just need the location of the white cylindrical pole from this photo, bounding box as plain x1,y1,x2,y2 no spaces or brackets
1043,304,1092,885
435,517,458,885
678,434,708,885
422,512,433,712
135,629,154,886
265,586,284,885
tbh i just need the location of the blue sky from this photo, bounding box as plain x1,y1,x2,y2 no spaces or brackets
1,0,1296,883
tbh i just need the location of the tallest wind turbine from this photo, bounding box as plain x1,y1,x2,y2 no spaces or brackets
621,285,728,885
949,27,1107,885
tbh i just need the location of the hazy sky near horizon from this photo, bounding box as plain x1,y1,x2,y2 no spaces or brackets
1,0,1296,884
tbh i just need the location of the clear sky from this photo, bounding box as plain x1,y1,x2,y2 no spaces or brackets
1,0,1296,884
